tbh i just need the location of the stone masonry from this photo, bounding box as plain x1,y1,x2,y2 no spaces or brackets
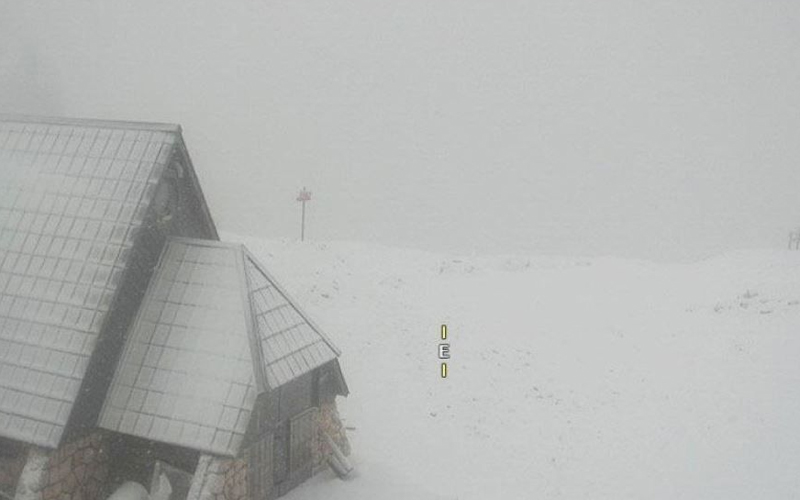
186,456,247,500
14,432,109,500
14,448,49,500
312,402,351,471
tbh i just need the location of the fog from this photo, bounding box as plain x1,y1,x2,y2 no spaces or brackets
2,0,799,261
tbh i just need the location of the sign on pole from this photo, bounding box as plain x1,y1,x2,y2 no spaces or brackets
296,187,312,241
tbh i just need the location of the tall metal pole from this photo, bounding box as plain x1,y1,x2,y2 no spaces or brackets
301,200,306,241
297,187,312,242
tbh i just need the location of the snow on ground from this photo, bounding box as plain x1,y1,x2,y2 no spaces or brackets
226,234,800,499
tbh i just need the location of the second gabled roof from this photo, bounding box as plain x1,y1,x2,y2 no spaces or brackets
98,238,340,456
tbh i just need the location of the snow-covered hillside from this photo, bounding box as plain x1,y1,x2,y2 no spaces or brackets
226,235,800,499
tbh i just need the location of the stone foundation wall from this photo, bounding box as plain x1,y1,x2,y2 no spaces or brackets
217,459,247,500
43,432,110,500
14,448,49,500
186,456,247,500
312,402,350,470
14,431,110,500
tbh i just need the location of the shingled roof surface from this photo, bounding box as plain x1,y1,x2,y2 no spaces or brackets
98,238,340,456
0,116,181,448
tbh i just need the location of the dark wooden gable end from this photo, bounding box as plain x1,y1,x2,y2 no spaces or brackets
245,360,347,500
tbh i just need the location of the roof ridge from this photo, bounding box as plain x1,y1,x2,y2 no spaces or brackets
0,113,181,133
237,244,270,394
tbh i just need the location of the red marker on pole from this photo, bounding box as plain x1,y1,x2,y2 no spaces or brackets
296,187,312,241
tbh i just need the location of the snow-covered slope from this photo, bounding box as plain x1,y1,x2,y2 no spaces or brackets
225,235,800,499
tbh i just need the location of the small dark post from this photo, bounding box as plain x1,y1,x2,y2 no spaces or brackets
296,187,312,241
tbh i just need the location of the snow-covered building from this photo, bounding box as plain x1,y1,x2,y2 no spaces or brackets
0,116,350,500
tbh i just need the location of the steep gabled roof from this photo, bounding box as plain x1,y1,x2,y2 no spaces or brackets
0,115,187,448
98,238,341,456
243,248,340,390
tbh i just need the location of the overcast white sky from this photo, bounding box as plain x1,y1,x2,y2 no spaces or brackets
1,1,799,260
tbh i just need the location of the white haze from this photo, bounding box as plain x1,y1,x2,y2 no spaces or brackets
1,1,799,261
